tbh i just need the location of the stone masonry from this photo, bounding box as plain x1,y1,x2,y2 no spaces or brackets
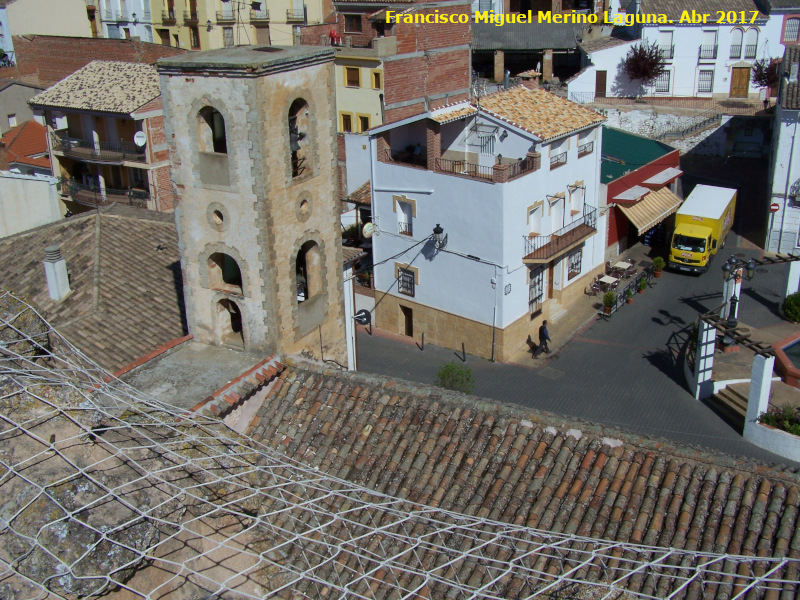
158,46,347,365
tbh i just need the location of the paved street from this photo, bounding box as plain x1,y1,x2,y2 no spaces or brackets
357,244,798,466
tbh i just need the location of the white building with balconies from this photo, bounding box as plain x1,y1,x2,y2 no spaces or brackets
568,0,784,101
368,86,606,361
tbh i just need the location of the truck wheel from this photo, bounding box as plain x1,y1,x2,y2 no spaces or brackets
721,236,726,249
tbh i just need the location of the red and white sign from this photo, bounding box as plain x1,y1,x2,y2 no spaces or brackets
770,203,781,213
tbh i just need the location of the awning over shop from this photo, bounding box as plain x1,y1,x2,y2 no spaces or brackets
643,167,683,187
613,185,650,202
617,186,683,234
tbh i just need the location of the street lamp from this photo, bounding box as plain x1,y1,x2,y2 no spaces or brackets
433,223,447,250
720,256,756,320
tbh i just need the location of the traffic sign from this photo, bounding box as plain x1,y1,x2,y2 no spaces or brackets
770,203,780,213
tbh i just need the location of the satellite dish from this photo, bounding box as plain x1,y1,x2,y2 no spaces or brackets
362,223,374,238
134,131,147,147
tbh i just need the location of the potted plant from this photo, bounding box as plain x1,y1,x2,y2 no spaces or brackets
602,291,616,314
626,288,634,304
638,277,647,294
652,256,665,278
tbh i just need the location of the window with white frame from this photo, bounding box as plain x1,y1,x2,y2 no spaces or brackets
654,70,670,93
397,200,413,235
479,134,495,155
529,266,544,315
730,28,743,58
785,18,799,42
398,268,415,296
698,70,714,93
744,28,758,59
568,248,582,280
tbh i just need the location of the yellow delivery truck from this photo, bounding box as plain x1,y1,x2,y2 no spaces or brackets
668,185,736,274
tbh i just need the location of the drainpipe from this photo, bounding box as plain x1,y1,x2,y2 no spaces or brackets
777,75,798,253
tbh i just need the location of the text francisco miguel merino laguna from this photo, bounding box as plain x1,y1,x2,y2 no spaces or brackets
385,9,729,26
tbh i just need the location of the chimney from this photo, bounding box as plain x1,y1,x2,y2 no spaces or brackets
43,245,70,301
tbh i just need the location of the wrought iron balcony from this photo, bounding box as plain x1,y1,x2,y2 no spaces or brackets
523,206,597,264
162,9,177,23
730,44,742,58
435,157,494,181
286,8,305,21
250,7,270,21
51,132,147,164
698,44,718,60
744,44,757,59
577,141,594,157
550,151,567,169
658,45,674,59
60,177,149,209
217,9,235,22
184,10,199,24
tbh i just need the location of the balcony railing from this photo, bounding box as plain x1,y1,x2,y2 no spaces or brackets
183,10,199,24
507,153,540,179
730,44,742,58
217,10,235,22
658,45,674,59
744,44,757,59
698,44,718,59
250,7,270,21
550,151,567,168
286,8,305,21
386,148,427,169
60,177,150,209
51,132,147,164
162,9,177,23
398,221,413,236
523,206,597,263
435,157,494,181
577,141,594,157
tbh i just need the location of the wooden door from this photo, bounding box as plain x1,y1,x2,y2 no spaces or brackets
595,70,607,98
547,263,554,298
730,67,750,98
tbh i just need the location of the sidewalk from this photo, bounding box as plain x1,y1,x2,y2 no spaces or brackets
507,243,658,364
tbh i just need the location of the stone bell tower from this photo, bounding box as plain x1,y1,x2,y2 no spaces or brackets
157,46,346,365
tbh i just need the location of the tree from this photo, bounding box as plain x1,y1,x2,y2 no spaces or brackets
622,41,666,87
752,58,780,91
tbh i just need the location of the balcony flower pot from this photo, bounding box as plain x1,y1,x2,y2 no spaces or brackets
652,257,665,278
638,278,647,294
626,289,634,304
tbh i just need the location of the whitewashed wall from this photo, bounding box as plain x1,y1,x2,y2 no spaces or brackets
0,172,62,238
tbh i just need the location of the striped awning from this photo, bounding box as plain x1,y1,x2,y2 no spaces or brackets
617,186,683,234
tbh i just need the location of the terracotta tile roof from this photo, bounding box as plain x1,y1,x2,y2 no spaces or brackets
0,207,186,372
342,246,367,264
0,120,49,169
430,105,477,124
28,61,161,115
243,361,800,596
347,180,371,206
578,35,634,54
781,46,800,111
478,86,605,142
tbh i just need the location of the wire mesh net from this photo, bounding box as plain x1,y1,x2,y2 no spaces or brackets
0,289,798,599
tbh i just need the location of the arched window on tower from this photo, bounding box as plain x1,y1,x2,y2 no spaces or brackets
295,241,321,303
208,252,243,295
289,98,310,178
197,107,227,154
197,106,229,186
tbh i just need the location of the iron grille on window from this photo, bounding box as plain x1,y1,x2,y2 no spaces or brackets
655,70,670,93
479,0,492,10
529,267,544,315
698,70,714,93
568,249,582,280
398,268,415,297
398,221,412,235
550,152,567,168
785,18,799,42
744,44,757,59
730,44,742,58
479,135,495,155
698,45,717,59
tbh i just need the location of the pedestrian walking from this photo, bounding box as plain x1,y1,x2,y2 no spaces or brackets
538,320,551,354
